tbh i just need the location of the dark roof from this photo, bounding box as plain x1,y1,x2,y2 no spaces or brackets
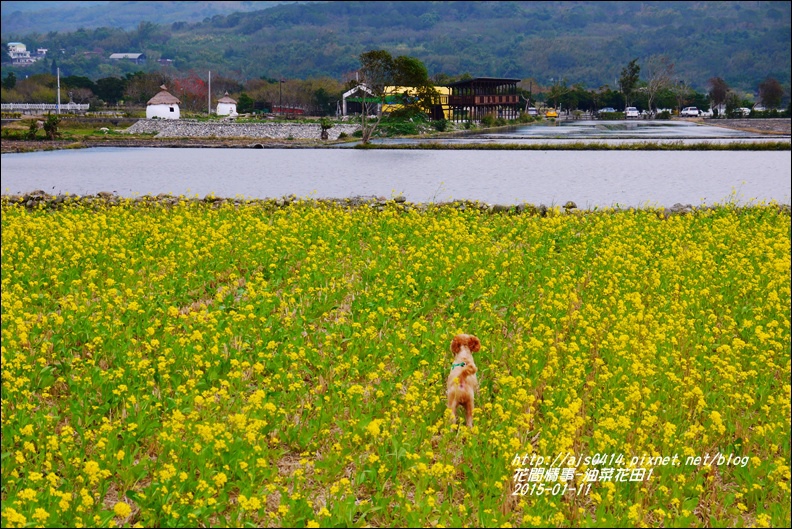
444,77,521,87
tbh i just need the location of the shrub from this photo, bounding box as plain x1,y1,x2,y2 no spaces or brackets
481,114,497,127
432,119,448,132
599,111,623,120
25,121,39,140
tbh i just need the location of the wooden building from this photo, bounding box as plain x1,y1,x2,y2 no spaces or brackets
445,77,521,122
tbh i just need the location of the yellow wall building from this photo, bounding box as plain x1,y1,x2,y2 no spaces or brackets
380,85,452,120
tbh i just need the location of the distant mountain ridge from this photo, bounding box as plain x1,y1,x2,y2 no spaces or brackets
1,1,789,94
1,1,309,34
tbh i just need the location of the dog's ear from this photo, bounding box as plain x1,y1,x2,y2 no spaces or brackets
469,335,481,352
451,335,462,354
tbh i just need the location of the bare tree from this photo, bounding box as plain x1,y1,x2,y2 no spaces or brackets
707,77,729,113
70,87,94,104
758,77,784,109
124,72,171,105
644,55,674,113
672,80,694,114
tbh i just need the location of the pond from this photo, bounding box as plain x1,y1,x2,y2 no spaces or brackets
363,119,788,146
2,147,790,209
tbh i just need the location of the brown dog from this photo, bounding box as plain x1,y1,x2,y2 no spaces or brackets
446,333,480,428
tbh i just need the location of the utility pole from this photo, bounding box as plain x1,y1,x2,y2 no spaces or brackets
208,70,211,115
57,67,61,114
279,78,284,115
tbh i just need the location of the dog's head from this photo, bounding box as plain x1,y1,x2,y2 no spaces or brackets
451,333,481,355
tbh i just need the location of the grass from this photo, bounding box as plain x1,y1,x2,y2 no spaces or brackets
1,196,790,528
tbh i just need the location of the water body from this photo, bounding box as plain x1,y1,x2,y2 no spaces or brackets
2,147,790,209
366,119,789,146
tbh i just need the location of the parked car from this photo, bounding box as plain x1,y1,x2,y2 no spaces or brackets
680,107,700,117
599,107,616,113
739,107,751,116
700,108,713,118
625,106,640,118
545,108,558,118
527,107,538,116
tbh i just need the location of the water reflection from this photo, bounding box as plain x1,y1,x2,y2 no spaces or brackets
364,119,789,146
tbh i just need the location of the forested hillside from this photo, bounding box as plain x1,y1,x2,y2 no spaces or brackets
0,1,304,35
2,1,790,93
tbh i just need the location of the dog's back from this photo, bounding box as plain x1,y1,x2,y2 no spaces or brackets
446,362,478,402
446,334,481,427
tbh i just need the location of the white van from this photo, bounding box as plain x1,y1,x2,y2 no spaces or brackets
680,107,700,117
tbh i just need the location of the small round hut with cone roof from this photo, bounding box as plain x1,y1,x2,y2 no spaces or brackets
216,92,238,117
146,85,181,119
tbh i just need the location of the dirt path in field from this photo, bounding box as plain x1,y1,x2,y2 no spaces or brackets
684,117,791,135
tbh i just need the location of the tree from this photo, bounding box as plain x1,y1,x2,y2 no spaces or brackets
725,91,742,118
173,72,208,112
707,77,729,110
124,71,170,105
62,75,95,91
547,79,570,109
2,72,17,90
312,87,336,116
618,58,640,108
95,76,127,105
69,87,94,104
43,114,61,140
758,77,784,109
357,49,436,144
237,92,254,113
644,55,674,112
671,81,694,113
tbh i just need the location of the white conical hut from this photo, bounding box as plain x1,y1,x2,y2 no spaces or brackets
216,92,238,117
146,85,181,119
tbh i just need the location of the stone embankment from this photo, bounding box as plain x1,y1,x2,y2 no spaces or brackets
5,191,789,218
125,119,361,141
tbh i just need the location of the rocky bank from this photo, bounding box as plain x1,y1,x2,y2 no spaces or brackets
124,119,361,141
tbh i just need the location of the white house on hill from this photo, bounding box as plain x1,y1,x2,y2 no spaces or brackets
109,53,146,64
146,85,181,119
7,42,45,66
216,92,238,117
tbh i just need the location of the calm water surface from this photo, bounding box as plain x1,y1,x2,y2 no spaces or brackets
367,119,790,146
2,147,789,209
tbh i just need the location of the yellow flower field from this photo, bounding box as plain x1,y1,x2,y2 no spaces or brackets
1,196,790,528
